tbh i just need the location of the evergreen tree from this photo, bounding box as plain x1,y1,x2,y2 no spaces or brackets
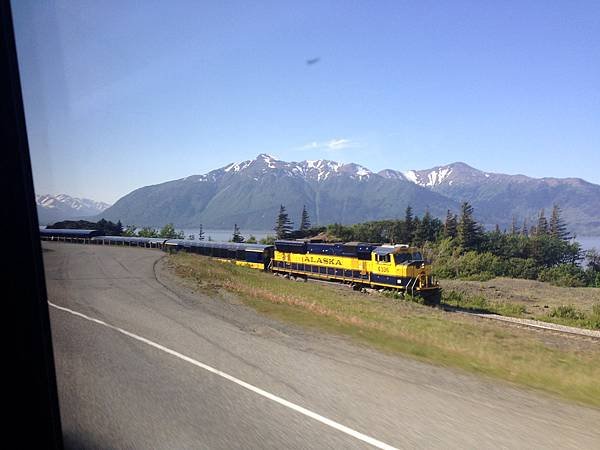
586,249,600,273
510,216,518,235
457,201,482,251
138,226,159,238
403,205,414,243
444,209,457,239
414,211,435,245
159,223,181,238
123,225,137,237
521,218,529,236
274,204,293,239
198,224,205,241
549,204,570,240
299,205,311,232
232,224,244,243
536,209,548,236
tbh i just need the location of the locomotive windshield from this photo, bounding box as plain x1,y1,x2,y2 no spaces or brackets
394,252,424,263
411,252,423,261
394,253,409,264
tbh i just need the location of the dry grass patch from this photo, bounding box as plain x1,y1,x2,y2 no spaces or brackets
441,277,600,329
168,253,600,408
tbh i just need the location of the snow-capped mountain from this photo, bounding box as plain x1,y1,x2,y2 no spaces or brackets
403,162,497,188
36,194,111,224
95,154,600,234
402,162,600,234
198,154,374,183
98,154,452,229
378,169,408,181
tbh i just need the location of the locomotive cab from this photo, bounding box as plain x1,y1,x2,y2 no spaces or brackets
371,244,439,301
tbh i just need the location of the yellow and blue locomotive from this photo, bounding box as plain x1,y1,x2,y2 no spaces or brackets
271,240,440,303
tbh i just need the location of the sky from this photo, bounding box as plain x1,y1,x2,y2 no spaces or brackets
12,0,600,204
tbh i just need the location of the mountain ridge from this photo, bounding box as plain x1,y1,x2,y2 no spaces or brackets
96,154,455,229
404,162,600,234
88,154,600,235
37,194,111,225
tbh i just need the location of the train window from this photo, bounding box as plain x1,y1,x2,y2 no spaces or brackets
12,1,600,449
394,253,410,264
376,254,391,263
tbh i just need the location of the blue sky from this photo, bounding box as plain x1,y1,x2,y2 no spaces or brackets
13,0,600,203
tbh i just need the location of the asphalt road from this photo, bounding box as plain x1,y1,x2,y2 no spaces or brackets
44,242,600,449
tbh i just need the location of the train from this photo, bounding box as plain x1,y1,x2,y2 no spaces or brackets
40,228,441,304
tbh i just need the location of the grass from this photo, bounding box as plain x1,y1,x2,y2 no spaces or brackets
168,253,600,408
545,304,600,330
441,290,527,317
440,278,600,330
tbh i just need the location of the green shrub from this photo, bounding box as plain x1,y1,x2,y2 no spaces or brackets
589,303,600,329
549,305,586,320
538,264,588,287
442,290,489,310
504,258,540,280
494,303,526,317
442,290,464,305
381,290,428,304
459,251,505,278
545,304,600,330
461,272,495,281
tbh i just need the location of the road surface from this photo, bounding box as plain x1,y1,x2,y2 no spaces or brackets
43,242,600,449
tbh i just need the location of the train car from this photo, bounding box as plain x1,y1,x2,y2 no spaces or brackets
39,228,103,243
272,240,440,303
91,235,169,249
163,240,274,270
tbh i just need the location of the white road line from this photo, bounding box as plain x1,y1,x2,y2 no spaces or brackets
49,301,398,450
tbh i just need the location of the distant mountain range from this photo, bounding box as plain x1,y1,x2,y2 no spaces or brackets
92,154,600,235
404,162,600,235
36,194,111,225
96,154,454,230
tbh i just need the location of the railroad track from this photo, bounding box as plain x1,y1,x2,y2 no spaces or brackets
303,275,600,339
443,306,600,340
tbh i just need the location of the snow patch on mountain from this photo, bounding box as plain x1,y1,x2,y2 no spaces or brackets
403,170,418,184
36,194,110,213
224,160,252,173
425,167,453,186
215,154,375,183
